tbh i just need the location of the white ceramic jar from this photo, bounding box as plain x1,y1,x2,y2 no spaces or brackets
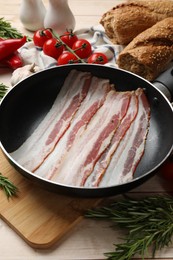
20,0,46,31
44,0,76,35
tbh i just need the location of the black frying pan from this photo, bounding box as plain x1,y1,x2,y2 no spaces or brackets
0,64,173,197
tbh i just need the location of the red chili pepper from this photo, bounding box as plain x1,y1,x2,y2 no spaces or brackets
1,51,23,69
0,36,26,61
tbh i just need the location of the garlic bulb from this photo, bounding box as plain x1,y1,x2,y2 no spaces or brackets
20,0,46,31
11,64,41,86
44,0,76,35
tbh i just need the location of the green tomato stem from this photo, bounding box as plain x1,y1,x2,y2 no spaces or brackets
50,29,85,63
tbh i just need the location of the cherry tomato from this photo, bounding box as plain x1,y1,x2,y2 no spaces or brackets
160,157,173,181
60,30,78,48
43,38,63,59
57,51,79,65
72,39,92,59
33,29,53,48
87,52,108,64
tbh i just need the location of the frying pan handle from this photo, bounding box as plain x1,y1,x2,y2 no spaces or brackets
153,66,173,101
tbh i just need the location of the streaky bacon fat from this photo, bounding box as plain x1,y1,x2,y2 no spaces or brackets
34,76,112,179
85,90,139,187
10,69,150,188
51,90,131,186
11,70,92,171
99,88,150,187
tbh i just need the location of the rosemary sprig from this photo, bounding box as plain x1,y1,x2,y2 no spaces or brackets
86,196,173,260
0,173,18,198
0,83,8,100
0,17,31,40
0,17,23,39
0,85,15,199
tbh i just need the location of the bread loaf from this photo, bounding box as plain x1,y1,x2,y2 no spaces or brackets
100,0,173,45
116,18,173,81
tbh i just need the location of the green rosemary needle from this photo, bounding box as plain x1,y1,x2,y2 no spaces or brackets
0,173,18,198
0,83,8,100
0,84,18,199
0,17,23,39
86,196,173,260
0,17,31,40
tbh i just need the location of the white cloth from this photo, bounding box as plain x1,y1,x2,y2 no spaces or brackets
19,25,123,69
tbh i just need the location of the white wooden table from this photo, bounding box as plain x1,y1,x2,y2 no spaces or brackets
0,1,173,259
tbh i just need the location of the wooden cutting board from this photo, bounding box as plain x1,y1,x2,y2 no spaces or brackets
0,149,101,249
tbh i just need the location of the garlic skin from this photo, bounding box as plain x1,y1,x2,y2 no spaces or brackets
44,0,76,35
11,64,41,86
20,0,46,31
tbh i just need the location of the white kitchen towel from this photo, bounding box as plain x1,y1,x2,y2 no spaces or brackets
19,25,123,69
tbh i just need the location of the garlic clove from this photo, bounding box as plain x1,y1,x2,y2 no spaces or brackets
11,63,41,86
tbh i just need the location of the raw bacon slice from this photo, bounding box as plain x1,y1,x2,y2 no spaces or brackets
85,90,138,187
11,70,80,160
99,88,150,187
11,70,92,171
51,90,131,186
34,76,112,179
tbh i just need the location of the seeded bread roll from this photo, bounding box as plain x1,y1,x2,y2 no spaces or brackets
100,0,173,45
116,18,173,81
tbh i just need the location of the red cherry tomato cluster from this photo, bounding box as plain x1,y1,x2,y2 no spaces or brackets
87,52,108,64
60,31,78,48
33,29,108,66
57,51,78,65
33,29,53,47
43,38,64,59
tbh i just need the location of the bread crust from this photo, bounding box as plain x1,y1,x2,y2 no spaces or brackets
100,0,173,45
116,18,173,81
